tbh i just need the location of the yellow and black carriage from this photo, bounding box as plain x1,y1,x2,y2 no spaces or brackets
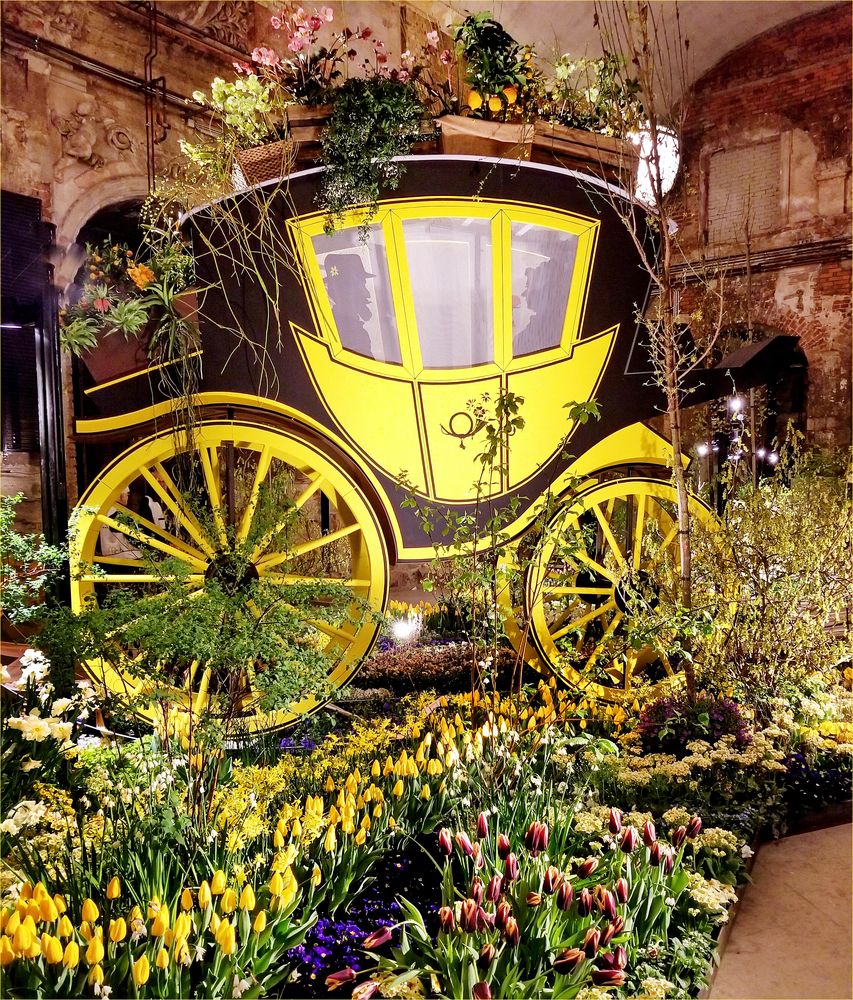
69,154,793,728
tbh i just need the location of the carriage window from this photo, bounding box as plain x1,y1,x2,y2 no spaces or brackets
403,217,494,368
312,226,402,364
511,224,578,357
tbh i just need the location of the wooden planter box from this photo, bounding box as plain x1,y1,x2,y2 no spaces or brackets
438,114,533,161
80,330,149,387
285,103,334,165
531,121,639,187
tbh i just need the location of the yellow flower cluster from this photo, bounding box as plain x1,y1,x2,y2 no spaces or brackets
685,872,737,923
127,263,155,290
0,868,289,983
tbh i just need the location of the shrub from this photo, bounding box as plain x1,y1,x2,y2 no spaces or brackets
637,694,752,757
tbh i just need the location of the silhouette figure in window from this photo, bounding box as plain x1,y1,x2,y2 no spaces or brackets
514,255,566,357
324,253,376,358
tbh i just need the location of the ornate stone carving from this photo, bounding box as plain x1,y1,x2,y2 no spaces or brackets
50,98,138,181
164,1,254,50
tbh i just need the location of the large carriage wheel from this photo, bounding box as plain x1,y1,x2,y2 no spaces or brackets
70,421,388,731
504,476,717,703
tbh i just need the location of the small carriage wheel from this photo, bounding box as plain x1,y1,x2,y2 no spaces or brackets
503,476,717,703
70,421,388,732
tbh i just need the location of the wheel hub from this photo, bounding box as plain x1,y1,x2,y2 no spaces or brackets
204,553,259,595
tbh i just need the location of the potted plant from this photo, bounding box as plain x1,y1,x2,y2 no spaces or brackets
438,13,539,159
59,230,199,384
532,53,643,184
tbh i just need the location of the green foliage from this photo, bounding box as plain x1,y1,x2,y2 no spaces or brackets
544,54,644,137
453,13,539,120
692,441,852,721
0,495,66,623
319,77,425,238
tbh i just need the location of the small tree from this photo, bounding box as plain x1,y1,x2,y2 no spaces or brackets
592,1,727,696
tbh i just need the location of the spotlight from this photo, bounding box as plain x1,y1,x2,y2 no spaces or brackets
391,616,421,644
696,443,709,457
756,447,767,460
767,452,779,466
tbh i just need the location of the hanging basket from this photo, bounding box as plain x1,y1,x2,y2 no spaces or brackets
232,138,296,191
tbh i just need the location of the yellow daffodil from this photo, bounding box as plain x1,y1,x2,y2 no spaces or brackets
133,954,150,986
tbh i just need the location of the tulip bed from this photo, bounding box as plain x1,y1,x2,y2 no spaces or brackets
0,649,849,1000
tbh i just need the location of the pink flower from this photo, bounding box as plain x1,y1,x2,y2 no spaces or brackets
396,68,410,82
426,30,440,49
400,49,415,70
233,60,253,74
270,15,281,29
93,297,110,313
252,46,280,67
308,14,323,31
439,48,453,66
288,34,307,52
320,6,334,22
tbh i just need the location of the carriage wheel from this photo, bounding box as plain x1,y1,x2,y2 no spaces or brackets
70,421,388,731
507,476,717,703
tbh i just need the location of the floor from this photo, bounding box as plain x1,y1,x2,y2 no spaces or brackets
709,822,852,1000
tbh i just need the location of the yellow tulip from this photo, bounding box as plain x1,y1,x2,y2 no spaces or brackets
371,759,380,778
269,872,284,896
88,963,105,987
392,780,404,798
26,937,41,959
210,912,221,934
210,871,227,895
0,937,15,967
12,923,33,954
324,775,335,792
109,917,127,943
133,954,150,986
355,828,367,846
42,933,63,964
19,883,32,901
85,935,104,965
198,881,212,909
5,913,19,937
57,915,73,938
421,784,431,800
81,898,99,923
239,885,255,911
252,910,267,934
273,829,285,848
173,912,191,942
26,901,40,921
129,905,142,922
79,921,93,942
62,939,80,969
468,90,483,110
291,818,303,839
220,888,237,915
310,864,322,888
151,905,170,937
106,877,121,900
324,825,337,853
215,917,236,956
181,888,194,911
39,897,59,923
156,946,169,970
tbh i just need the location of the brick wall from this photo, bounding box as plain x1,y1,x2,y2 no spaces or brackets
675,2,852,449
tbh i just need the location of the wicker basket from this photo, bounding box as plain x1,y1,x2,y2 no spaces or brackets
232,138,295,191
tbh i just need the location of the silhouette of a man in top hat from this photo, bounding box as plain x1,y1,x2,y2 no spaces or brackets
324,252,376,358
514,255,566,357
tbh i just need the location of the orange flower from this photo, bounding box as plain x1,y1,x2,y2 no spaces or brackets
127,263,155,290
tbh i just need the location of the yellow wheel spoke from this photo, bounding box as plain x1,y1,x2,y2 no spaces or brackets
552,598,617,641
250,473,325,560
237,445,272,542
97,508,207,570
262,572,371,590
140,465,216,558
192,666,213,714
80,573,206,585
309,619,356,644
199,446,227,546
592,503,625,566
572,547,615,583
93,555,149,568
542,584,612,596
259,522,360,570
633,495,647,570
